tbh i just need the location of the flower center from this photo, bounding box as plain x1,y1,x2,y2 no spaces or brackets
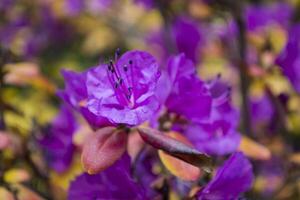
106,49,135,108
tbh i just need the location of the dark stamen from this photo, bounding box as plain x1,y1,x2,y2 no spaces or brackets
129,60,133,65
123,65,128,72
115,48,121,57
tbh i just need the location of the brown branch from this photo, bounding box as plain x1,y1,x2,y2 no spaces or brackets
231,1,253,136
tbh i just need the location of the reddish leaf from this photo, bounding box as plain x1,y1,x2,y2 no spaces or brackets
0,132,10,150
159,131,201,181
137,127,212,172
81,127,128,174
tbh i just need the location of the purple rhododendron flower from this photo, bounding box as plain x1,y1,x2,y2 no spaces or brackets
60,50,161,127
164,53,212,122
197,152,254,199
39,105,77,173
86,50,161,126
276,24,300,93
183,79,241,155
68,153,145,200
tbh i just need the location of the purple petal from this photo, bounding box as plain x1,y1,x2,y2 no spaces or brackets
39,105,77,173
173,17,202,63
68,154,145,200
165,54,212,122
197,152,254,199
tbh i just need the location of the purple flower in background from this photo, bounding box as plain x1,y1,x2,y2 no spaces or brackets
135,0,154,9
250,94,274,129
276,24,300,93
146,17,203,63
164,53,212,122
246,2,292,32
68,153,145,200
183,79,241,155
60,50,161,127
65,0,113,15
134,149,160,199
39,105,77,173
173,17,202,63
197,152,254,199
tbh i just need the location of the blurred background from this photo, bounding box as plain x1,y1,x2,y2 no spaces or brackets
1,0,300,199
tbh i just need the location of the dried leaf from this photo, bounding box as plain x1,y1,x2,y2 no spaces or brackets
81,127,128,174
137,127,211,172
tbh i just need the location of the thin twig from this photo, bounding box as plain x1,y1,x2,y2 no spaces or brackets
231,1,253,136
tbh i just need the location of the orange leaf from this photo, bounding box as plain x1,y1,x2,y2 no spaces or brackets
159,132,201,181
127,131,145,161
81,127,128,174
239,136,271,160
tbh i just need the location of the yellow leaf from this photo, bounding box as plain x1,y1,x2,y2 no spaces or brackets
0,187,14,200
239,136,271,160
50,154,83,191
4,169,30,184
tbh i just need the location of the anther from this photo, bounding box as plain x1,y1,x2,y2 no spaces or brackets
128,87,132,92
123,65,128,72
129,60,133,65
115,48,121,57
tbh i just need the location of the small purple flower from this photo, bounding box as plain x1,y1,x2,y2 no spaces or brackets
39,105,77,173
250,94,274,129
164,53,212,122
183,79,241,155
68,153,145,200
60,50,161,127
197,152,254,199
276,24,300,93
